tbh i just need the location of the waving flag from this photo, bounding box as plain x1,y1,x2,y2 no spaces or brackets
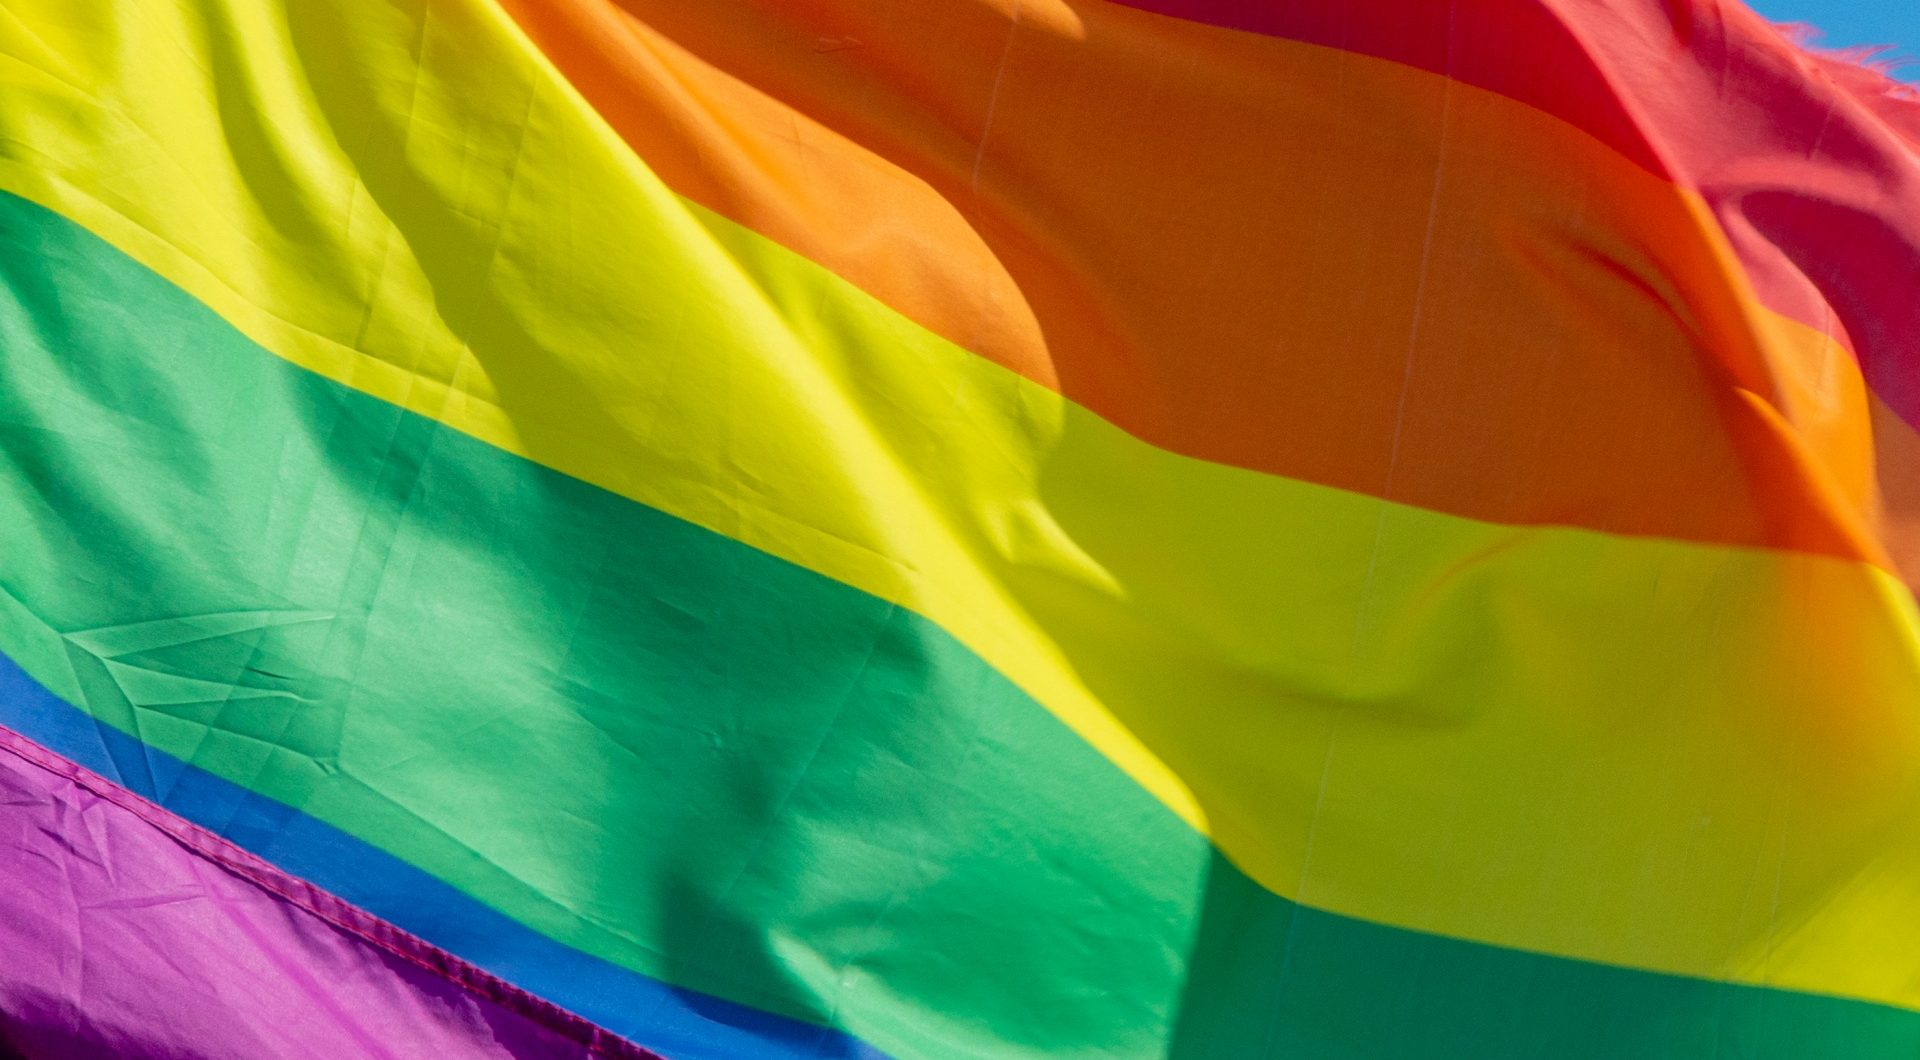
0,1,1917,1056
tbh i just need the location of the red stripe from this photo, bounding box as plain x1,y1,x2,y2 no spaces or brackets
1105,0,1920,431
1101,0,1673,176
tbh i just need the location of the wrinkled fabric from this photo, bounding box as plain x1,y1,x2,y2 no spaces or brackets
0,731,651,1060
0,0,1918,1057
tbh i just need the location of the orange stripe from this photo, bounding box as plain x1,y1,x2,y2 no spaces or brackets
1873,390,1920,585
497,0,1889,570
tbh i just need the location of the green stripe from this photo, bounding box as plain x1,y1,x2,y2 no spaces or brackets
1180,888,1920,1058
0,190,1208,1057
1,188,1918,1058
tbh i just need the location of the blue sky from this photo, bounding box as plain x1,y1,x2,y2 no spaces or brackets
1747,0,1919,79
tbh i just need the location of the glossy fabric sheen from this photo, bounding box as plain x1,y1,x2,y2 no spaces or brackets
1,0,1919,1056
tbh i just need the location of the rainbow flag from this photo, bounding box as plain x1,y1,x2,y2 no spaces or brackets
0,1,1916,1056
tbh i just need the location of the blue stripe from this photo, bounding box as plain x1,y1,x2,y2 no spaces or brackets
0,650,887,1060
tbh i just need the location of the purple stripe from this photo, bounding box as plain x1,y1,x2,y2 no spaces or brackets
0,727,659,1060
0,651,869,1060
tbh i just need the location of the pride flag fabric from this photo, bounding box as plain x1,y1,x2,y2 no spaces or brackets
0,1,1916,1056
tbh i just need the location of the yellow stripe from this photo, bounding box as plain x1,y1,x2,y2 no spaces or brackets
5,0,1920,1009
